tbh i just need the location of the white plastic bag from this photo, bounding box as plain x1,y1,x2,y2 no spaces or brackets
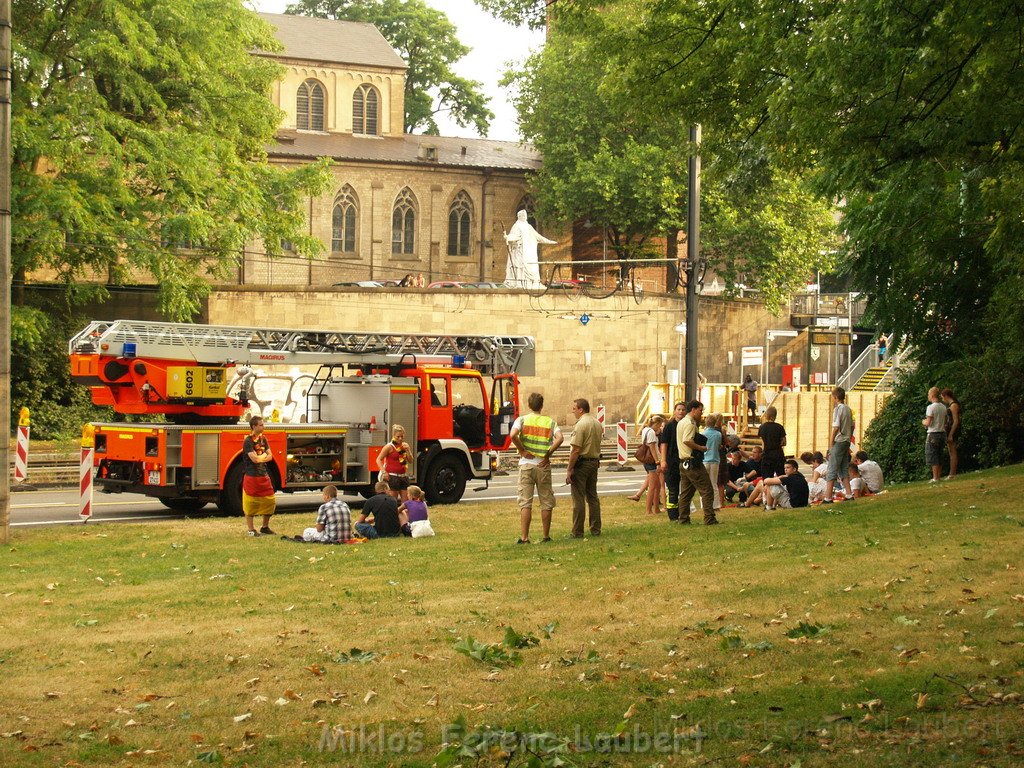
410,520,435,538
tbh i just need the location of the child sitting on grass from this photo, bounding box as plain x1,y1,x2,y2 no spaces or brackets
399,485,429,523
399,485,434,537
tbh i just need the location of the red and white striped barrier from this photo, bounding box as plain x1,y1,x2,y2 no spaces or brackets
80,425,96,522
616,421,628,465
14,407,30,483
597,404,606,431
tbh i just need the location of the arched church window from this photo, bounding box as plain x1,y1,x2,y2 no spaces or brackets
332,185,358,254
296,79,326,131
392,188,417,255
447,192,473,257
353,84,380,135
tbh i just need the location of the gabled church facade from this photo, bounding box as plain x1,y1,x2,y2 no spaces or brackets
243,12,564,286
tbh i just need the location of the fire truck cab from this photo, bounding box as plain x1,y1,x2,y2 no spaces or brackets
69,321,534,512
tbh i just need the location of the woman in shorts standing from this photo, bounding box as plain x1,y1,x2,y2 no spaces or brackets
378,424,413,502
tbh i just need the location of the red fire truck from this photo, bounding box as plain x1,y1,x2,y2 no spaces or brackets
69,321,535,512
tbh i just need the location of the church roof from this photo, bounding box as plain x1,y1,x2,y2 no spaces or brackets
256,12,407,71
270,131,542,172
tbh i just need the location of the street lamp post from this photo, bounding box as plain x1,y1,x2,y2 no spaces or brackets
685,125,701,402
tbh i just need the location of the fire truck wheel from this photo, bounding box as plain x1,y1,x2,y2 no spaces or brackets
159,497,209,513
219,462,246,517
424,453,466,505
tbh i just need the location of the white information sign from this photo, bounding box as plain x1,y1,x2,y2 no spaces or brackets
741,346,764,367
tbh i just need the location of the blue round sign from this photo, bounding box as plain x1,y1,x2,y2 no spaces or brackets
580,314,590,326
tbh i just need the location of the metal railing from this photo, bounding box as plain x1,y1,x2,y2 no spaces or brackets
874,347,913,391
790,292,868,323
836,343,879,391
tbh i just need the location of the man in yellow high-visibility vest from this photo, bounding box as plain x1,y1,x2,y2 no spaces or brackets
510,392,563,544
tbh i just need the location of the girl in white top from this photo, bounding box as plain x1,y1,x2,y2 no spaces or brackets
629,415,665,515
801,451,827,503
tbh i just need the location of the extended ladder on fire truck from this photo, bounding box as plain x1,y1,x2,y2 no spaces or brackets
70,320,536,377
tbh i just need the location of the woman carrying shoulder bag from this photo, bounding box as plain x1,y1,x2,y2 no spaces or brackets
629,415,665,515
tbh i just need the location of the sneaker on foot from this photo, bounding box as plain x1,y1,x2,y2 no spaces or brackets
516,538,530,544
928,478,938,484
705,519,720,525
821,498,834,504
260,526,276,535
246,530,260,537
541,537,552,543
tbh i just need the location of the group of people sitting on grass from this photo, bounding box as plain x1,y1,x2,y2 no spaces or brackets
291,481,434,544
648,389,886,516
722,446,884,511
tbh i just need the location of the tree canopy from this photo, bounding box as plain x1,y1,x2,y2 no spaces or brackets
484,0,1024,468
13,0,331,327
286,0,494,135
503,3,838,308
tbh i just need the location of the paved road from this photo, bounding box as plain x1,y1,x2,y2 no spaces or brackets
9,468,647,528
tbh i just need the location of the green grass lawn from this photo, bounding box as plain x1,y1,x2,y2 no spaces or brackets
1,468,1022,767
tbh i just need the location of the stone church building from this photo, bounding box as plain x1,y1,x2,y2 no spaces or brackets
244,12,567,287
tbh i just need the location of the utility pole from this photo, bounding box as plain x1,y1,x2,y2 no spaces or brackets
684,125,701,402
0,0,12,544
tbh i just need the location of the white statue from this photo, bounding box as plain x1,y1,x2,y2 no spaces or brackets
504,210,556,288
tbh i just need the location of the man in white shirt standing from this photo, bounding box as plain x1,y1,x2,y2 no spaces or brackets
922,386,948,482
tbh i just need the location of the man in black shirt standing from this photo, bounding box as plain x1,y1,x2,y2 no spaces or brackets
757,406,787,478
659,402,685,521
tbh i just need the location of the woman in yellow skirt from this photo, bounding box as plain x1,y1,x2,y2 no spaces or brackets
243,416,276,536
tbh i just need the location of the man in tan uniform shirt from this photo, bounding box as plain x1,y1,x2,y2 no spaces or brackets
566,398,603,537
676,400,718,525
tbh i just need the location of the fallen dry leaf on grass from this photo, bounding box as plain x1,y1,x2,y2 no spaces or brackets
363,690,377,705
233,713,252,723
304,664,325,676
623,703,637,719
425,694,438,707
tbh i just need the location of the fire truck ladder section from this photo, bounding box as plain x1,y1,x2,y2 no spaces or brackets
70,320,536,377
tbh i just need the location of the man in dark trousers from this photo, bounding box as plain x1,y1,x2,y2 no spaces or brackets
659,401,686,520
675,400,718,525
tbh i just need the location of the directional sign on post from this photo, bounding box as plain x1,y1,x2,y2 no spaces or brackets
741,346,764,367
